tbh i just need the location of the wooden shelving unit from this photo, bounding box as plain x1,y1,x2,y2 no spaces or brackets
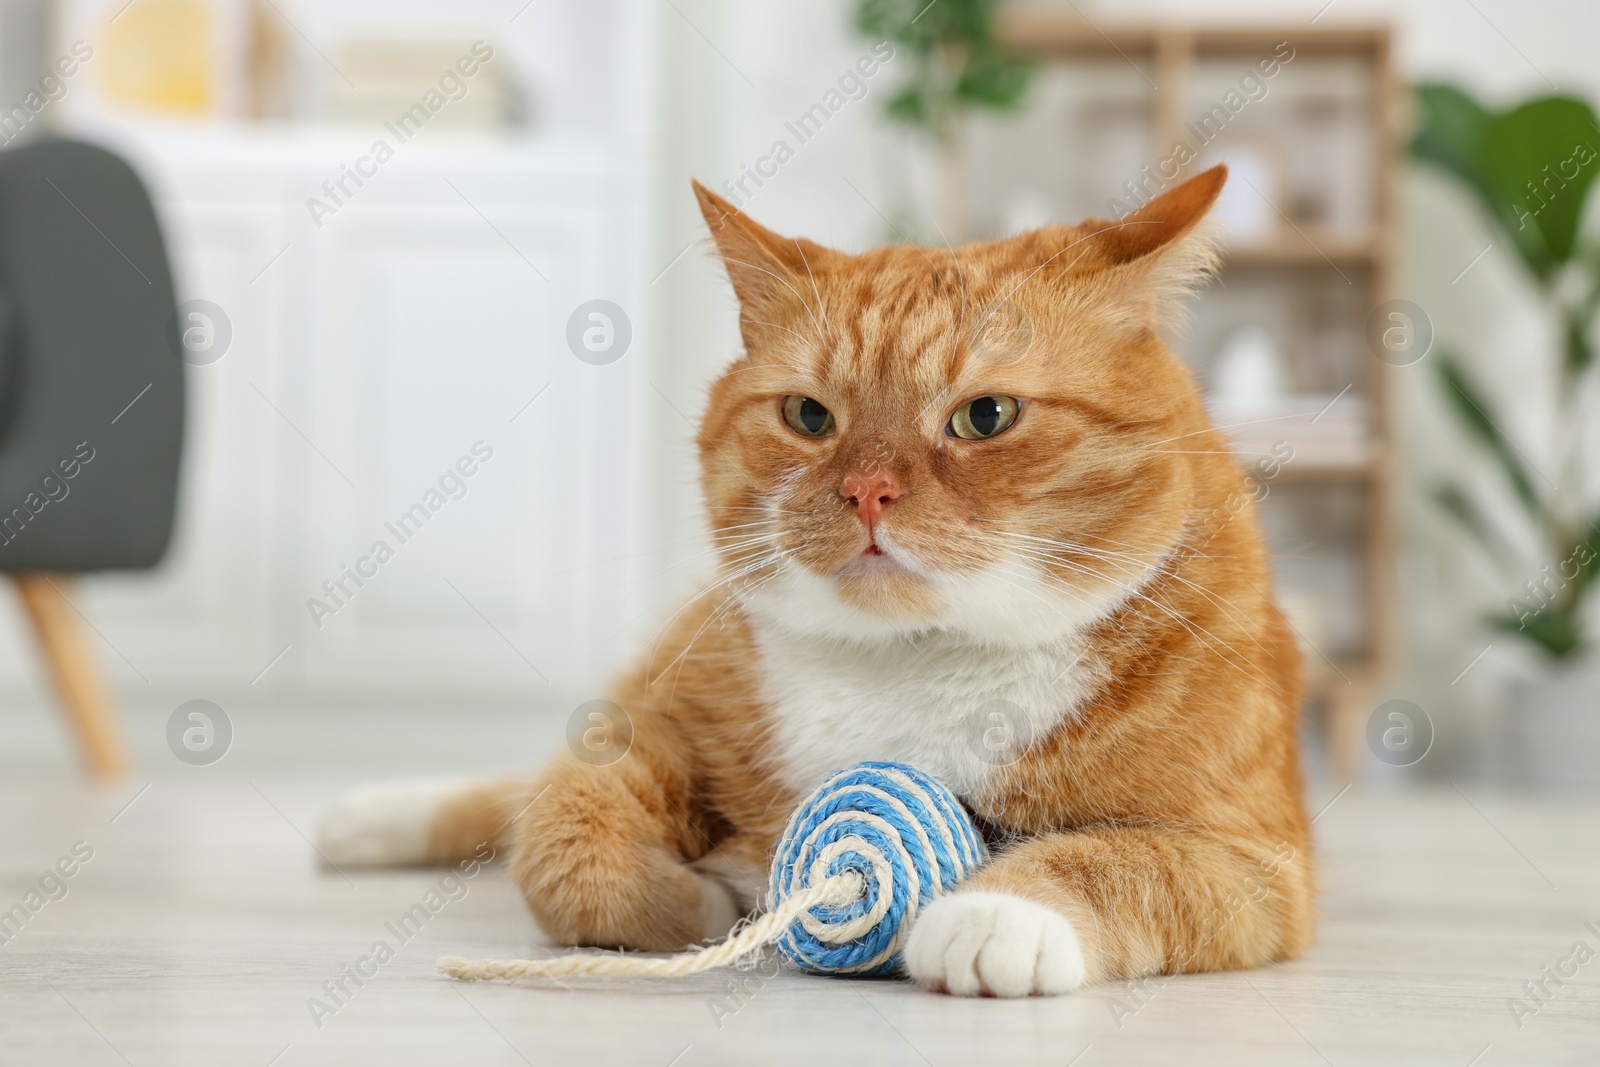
952,17,1398,776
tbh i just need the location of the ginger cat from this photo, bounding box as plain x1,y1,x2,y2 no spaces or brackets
320,165,1312,997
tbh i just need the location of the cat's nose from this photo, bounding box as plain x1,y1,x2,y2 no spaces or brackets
840,471,902,532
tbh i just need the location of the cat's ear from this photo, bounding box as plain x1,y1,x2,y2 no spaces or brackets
1082,164,1227,333
691,180,834,313
1094,164,1227,266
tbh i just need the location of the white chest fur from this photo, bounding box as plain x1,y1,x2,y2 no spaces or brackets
751,623,1098,801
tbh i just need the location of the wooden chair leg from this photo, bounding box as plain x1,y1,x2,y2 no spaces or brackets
11,572,127,778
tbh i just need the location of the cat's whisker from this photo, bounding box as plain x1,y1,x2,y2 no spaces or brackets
708,528,786,546
641,567,775,687
651,560,784,700
646,532,784,582
708,518,784,532
1078,544,1269,639
1142,410,1314,449
635,543,788,679
707,511,819,524
975,557,1098,630
718,360,810,381
737,318,812,349
1094,527,1241,563
927,539,1102,622
985,529,1272,650
985,538,1276,690
960,551,1136,674
715,254,834,354
971,521,1162,555
1139,448,1270,458
791,238,837,349
491,519,788,592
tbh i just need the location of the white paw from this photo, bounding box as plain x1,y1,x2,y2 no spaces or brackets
904,892,1086,997
316,780,463,869
696,871,741,941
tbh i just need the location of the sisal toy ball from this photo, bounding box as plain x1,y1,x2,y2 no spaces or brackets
438,761,988,982
767,761,987,975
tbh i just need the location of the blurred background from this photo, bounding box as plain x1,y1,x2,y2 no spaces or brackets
0,0,1596,794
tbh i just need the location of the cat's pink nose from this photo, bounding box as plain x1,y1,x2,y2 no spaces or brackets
841,472,901,534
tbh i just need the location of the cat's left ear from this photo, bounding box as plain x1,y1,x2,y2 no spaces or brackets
691,180,836,316
1082,164,1227,333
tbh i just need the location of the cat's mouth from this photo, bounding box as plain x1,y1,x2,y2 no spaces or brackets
829,528,944,621
842,529,918,575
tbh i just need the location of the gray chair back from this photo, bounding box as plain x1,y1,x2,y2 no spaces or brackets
0,138,183,570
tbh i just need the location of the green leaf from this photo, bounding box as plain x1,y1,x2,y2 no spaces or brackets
1411,84,1503,228
1487,520,1597,658
1570,516,1600,601
1436,354,1549,529
1431,482,1518,567
856,0,1033,137
1480,97,1600,269
1411,84,1494,198
885,85,930,127
1489,609,1586,658
1564,311,1594,376
955,48,1033,110
1410,84,1600,280
856,0,985,52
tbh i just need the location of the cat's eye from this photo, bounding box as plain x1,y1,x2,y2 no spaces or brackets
782,395,835,438
948,395,1020,440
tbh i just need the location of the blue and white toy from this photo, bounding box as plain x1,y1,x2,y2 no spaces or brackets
439,761,989,983
768,761,988,975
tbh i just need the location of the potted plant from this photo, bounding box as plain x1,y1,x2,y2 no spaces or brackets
1411,84,1600,787
854,0,1033,240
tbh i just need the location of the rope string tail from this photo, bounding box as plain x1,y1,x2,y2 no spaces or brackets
437,872,864,982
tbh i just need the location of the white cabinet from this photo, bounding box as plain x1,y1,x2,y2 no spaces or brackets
33,129,651,706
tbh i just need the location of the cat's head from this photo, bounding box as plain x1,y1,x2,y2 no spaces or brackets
693,167,1227,646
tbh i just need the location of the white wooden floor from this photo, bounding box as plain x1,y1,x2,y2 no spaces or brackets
1,777,1597,1066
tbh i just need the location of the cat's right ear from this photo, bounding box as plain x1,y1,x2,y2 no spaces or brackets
691,181,832,312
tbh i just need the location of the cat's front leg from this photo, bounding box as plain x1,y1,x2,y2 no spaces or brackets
905,824,1311,997
512,740,741,952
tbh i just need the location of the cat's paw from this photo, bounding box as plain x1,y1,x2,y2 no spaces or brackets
697,871,741,941
904,892,1086,997
316,780,462,868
